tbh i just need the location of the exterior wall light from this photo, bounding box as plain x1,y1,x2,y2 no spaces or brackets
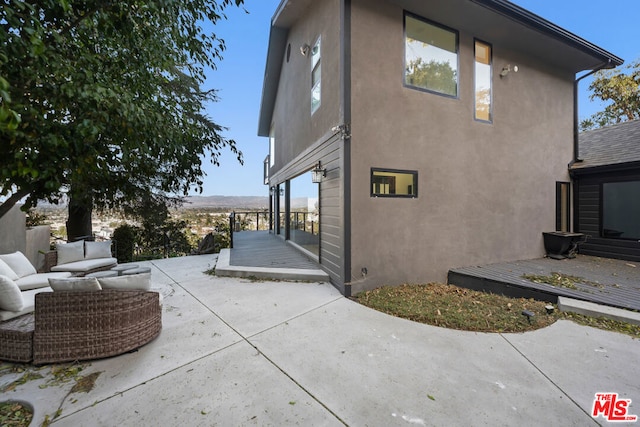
500,64,518,78
311,161,326,183
300,44,310,56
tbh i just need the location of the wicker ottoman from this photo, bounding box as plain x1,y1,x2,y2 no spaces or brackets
0,314,35,363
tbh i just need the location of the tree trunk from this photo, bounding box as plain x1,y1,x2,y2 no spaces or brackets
67,197,93,241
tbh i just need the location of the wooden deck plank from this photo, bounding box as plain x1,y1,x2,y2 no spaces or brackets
229,231,321,270
449,256,640,311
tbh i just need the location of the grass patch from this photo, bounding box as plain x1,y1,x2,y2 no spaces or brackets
522,272,612,291
356,283,556,333
355,283,640,337
0,401,32,427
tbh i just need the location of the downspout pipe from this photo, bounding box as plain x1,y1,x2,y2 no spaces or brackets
571,59,612,166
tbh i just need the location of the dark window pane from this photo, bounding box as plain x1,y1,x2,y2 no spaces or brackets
371,169,417,197
602,181,640,239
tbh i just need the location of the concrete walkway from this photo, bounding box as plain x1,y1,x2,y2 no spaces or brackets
2,255,638,426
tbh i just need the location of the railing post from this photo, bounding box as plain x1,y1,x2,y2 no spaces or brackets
229,211,235,249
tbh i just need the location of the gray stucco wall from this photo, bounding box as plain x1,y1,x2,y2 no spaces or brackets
0,205,27,256
269,0,342,171
348,0,574,293
0,205,50,270
26,225,51,272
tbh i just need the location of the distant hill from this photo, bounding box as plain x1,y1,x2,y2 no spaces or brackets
183,195,314,210
183,195,269,209
35,195,304,211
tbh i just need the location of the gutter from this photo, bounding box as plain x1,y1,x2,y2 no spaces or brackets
570,60,612,168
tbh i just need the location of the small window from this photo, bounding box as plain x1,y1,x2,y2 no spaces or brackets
556,182,570,232
404,13,458,97
371,168,418,198
475,40,492,122
311,37,321,114
263,156,269,185
286,43,291,63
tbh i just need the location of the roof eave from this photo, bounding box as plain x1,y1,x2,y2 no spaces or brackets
469,0,623,68
570,160,640,176
258,26,288,137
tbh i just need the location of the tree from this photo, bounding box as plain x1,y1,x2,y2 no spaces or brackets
0,0,244,238
405,58,457,96
580,60,640,131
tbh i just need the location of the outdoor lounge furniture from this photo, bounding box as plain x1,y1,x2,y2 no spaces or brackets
0,289,161,364
44,240,117,276
1,251,73,293
0,270,161,364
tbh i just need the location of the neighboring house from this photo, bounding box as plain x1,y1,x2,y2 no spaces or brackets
258,0,622,296
571,120,640,262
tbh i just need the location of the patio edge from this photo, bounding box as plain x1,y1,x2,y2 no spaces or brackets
215,249,330,282
558,297,640,326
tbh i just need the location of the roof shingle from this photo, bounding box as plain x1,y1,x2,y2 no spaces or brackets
573,119,640,169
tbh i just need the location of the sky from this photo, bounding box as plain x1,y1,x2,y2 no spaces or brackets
197,0,640,198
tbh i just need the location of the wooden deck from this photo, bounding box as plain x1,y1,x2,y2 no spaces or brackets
448,255,640,311
230,231,321,270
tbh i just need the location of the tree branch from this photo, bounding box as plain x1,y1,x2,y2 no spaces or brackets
0,188,30,219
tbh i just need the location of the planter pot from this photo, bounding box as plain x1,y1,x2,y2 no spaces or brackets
542,232,586,259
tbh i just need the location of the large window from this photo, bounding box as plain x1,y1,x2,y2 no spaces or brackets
311,37,321,114
404,13,458,97
475,40,492,122
371,168,418,198
602,181,640,240
289,171,320,257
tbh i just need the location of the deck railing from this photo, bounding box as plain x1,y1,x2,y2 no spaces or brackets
228,210,318,249
229,210,270,248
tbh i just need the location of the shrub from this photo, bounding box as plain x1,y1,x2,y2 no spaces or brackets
112,224,139,263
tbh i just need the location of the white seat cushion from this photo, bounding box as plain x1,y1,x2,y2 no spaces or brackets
15,272,73,291
85,240,112,260
0,251,37,278
56,240,85,265
48,277,101,291
0,287,53,321
0,275,24,311
98,272,152,291
51,257,117,273
0,258,19,281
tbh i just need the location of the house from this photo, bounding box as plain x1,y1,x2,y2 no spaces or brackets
571,119,640,262
258,0,622,296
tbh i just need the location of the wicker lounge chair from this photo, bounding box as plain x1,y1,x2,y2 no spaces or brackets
0,290,161,364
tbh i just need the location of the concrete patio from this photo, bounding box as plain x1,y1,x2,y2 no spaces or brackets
1,254,638,426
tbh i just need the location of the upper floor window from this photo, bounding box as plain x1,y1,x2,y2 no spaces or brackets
475,40,492,122
311,36,321,114
404,13,458,97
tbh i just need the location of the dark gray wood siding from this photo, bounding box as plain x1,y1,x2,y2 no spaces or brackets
269,132,346,292
575,169,640,262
